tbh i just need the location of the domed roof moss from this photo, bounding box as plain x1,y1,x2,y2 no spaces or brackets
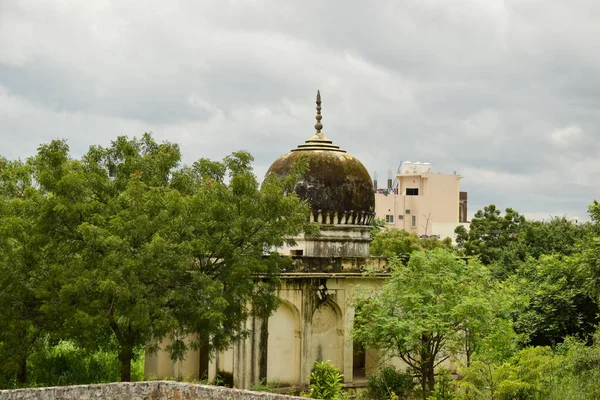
265,91,375,225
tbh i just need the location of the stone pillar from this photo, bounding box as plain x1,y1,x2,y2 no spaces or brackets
343,304,355,383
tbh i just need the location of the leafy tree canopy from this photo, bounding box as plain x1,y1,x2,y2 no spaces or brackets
0,157,49,385
370,228,453,258
456,204,590,279
510,254,599,347
1,134,312,383
455,204,526,266
353,249,515,399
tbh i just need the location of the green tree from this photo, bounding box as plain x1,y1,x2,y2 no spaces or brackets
511,254,599,347
370,228,452,258
370,228,421,258
457,346,559,400
0,157,50,385
581,200,600,302
515,217,589,260
455,205,525,266
456,205,590,280
365,366,414,400
29,134,311,381
353,249,514,399
588,200,600,231
551,329,600,400
427,367,455,400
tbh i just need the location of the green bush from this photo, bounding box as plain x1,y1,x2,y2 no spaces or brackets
427,368,455,400
366,366,413,400
212,371,234,387
457,339,600,400
307,360,344,400
0,340,144,389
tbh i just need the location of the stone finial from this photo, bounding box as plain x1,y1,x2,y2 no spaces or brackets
315,90,323,133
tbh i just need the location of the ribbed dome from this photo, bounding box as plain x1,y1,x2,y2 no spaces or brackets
265,91,375,226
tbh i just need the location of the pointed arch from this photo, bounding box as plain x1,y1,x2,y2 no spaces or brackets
311,298,344,369
267,299,301,385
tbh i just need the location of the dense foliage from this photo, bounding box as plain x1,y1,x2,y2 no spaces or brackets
370,227,453,258
3,131,600,399
363,202,600,400
0,134,311,386
365,366,414,400
354,249,514,398
457,331,600,400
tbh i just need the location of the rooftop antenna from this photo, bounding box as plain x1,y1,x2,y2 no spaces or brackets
373,171,378,191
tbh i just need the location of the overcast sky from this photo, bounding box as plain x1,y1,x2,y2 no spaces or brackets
1,0,599,220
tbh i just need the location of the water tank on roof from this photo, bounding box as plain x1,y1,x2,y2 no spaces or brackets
414,161,423,173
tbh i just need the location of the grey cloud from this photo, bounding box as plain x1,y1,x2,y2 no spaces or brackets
1,0,599,220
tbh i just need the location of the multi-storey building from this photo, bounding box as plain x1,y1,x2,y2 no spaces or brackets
374,162,468,239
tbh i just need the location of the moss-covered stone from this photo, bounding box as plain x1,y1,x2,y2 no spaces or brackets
266,150,374,224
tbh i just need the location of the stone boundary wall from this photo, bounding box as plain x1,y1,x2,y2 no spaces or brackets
0,381,310,400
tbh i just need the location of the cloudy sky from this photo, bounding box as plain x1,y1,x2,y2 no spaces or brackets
1,0,599,220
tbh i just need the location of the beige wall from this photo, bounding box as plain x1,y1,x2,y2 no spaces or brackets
145,337,200,381
145,267,466,389
145,270,399,388
277,226,371,258
375,172,461,237
431,222,470,244
267,299,302,384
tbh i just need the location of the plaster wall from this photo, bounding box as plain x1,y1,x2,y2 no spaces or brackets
431,222,470,243
145,269,396,389
267,301,301,385
279,226,371,257
144,336,201,381
375,172,461,236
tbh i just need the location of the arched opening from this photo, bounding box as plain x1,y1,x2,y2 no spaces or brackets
311,300,343,370
267,301,301,385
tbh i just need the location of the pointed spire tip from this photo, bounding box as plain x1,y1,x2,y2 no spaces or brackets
314,90,323,133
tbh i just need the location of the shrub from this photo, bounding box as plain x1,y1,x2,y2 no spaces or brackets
366,366,413,400
213,371,234,387
308,360,344,400
427,368,455,400
0,340,144,389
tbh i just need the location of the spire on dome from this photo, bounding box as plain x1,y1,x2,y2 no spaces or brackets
290,90,345,152
315,90,323,133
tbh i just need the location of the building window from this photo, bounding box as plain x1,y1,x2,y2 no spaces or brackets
412,215,417,227
290,249,303,256
406,188,419,196
405,209,411,214
398,215,404,220
385,215,394,224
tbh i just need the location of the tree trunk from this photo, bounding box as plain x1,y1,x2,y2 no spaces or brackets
199,336,210,380
426,358,436,395
16,354,27,385
466,349,471,367
259,317,269,383
420,334,435,399
119,345,133,382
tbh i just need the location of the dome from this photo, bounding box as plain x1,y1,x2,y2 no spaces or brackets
265,91,375,226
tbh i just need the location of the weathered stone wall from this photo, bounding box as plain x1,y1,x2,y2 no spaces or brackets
0,381,309,400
